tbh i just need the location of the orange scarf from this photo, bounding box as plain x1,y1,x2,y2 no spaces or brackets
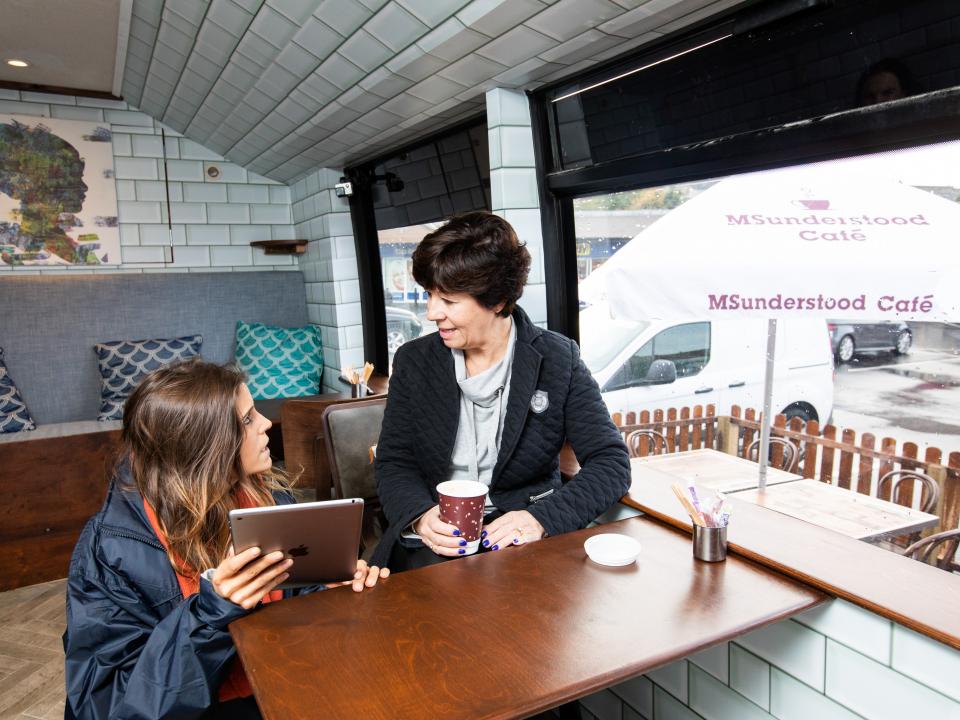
143,491,282,702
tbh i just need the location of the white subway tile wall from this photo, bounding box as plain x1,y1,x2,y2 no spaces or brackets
688,642,729,684
292,168,363,392
0,90,295,274
769,668,861,720
736,619,826,691
611,674,654,717
729,645,771,711
891,625,960,703
647,660,689,705
578,599,960,720
486,87,547,326
794,597,892,664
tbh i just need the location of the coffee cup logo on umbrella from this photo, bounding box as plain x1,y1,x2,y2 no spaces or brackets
792,198,831,210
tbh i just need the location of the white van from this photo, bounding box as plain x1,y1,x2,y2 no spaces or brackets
578,303,834,424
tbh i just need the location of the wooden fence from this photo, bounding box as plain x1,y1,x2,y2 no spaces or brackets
612,405,718,456
614,404,960,535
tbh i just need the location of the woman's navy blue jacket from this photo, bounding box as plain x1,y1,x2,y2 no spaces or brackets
63,467,307,719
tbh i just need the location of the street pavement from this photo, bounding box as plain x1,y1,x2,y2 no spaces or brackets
833,348,960,457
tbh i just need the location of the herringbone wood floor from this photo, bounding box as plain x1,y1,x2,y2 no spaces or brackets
0,579,66,720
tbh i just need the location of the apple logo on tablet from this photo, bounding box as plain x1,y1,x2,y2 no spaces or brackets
288,544,309,557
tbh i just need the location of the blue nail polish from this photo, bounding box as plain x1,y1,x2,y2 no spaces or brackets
482,539,489,547
481,530,487,539
492,544,499,551
458,548,465,554
453,529,461,536
459,539,466,546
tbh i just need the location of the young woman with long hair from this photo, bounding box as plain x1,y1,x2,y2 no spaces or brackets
63,360,388,719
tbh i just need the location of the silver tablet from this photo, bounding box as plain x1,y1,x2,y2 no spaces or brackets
229,498,363,588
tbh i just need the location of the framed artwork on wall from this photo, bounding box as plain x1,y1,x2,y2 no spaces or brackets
0,113,119,266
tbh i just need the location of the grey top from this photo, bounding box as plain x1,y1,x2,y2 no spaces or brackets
449,319,517,494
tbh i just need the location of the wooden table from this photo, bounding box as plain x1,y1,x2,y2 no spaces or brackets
231,516,823,719
734,479,940,541
631,448,801,492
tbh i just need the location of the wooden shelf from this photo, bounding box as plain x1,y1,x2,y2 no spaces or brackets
250,240,308,255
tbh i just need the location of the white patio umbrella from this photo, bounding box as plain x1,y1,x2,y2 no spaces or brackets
585,158,960,488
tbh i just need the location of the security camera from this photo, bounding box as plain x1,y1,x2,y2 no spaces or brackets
334,181,353,197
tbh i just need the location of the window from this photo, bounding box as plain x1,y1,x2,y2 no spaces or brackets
348,120,489,369
533,0,960,567
605,323,711,392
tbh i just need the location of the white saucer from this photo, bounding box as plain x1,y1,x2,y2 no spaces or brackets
584,533,641,567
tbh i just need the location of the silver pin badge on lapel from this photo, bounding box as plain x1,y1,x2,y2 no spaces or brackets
530,390,549,414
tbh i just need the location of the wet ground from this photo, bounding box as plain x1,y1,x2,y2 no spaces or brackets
832,348,960,455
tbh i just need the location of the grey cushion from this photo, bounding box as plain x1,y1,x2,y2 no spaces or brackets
0,271,308,424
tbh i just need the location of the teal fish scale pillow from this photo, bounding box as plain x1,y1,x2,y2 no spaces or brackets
94,335,203,421
0,347,36,433
235,321,323,400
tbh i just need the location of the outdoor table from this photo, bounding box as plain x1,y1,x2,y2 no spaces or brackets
733,478,940,541
631,448,802,492
229,516,823,720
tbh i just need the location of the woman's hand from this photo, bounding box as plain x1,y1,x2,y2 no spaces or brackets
482,510,545,551
328,559,390,592
414,505,466,556
211,546,292,609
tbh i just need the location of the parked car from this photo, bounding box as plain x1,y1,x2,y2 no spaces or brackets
828,320,911,364
386,305,423,354
579,304,835,424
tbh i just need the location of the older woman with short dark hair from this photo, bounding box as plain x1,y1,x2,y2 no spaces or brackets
371,211,631,572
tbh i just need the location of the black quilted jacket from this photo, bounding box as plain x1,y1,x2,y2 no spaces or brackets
370,307,631,568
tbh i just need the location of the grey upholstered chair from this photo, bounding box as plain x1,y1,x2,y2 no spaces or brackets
322,398,388,560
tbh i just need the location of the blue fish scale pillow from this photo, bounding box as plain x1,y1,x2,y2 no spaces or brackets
0,347,36,433
95,335,203,421
235,321,323,400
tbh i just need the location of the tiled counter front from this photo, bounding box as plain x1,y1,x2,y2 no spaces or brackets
579,598,960,720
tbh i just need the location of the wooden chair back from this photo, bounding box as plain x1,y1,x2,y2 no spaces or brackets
746,437,798,472
626,429,669,457
903,529,960,573
877,470,940,514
